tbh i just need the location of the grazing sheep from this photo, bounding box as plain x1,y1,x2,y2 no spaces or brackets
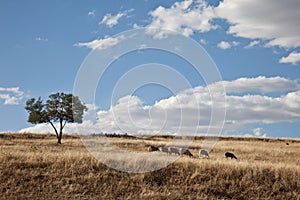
179,148,193,157
199,149,209,158
169,147,180,155
183,149,193,157
225,152,237,159
159,146,169,154
148,145,159,152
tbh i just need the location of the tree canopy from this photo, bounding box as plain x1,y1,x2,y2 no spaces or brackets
25,92,87,144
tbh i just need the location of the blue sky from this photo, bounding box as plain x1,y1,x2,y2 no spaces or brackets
1,0,300,138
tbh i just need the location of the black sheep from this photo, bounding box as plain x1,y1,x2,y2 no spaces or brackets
225,152,237,159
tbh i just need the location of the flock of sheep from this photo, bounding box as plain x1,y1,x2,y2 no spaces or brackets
147,145,237,159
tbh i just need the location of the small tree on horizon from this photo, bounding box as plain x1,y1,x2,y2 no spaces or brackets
25,92,87,144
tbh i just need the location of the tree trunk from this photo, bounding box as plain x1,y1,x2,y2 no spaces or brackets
49,121,59,141
57,132,62,144
48,120,63,144
57,118,63,144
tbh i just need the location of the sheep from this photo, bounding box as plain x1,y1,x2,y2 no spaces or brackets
169,147,180,155
159,146,169,154
199,149,209,158
148,145,159,152
179,148,193,157
225,152,237,159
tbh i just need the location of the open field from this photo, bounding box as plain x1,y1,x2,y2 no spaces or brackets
0,133,300,199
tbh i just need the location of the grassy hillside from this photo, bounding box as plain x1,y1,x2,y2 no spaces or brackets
0,133,299,199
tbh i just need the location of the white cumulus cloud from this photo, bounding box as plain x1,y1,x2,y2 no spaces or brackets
252,128,266,138
100,9,134,28
147,0,216,38
199,39,207,45
214,0,300,49
217,41,231,49
88,10,96,17
217,41,239,49
279,52,300,65
245,40,260,49
74,35,125,50
0,87,24,105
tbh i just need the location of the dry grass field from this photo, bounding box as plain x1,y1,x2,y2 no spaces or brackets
0,133,300,199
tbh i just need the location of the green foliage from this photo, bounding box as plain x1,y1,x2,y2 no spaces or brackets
45,93,87,124
25,92,87,143
25,97,48,124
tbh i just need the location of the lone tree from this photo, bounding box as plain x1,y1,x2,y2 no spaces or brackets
25,92,87,144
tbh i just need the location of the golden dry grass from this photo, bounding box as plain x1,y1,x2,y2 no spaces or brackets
0,133,300,199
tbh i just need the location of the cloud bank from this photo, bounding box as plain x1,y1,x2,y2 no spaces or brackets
145,0,300,49
20,77,300,136
214,0,300,49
